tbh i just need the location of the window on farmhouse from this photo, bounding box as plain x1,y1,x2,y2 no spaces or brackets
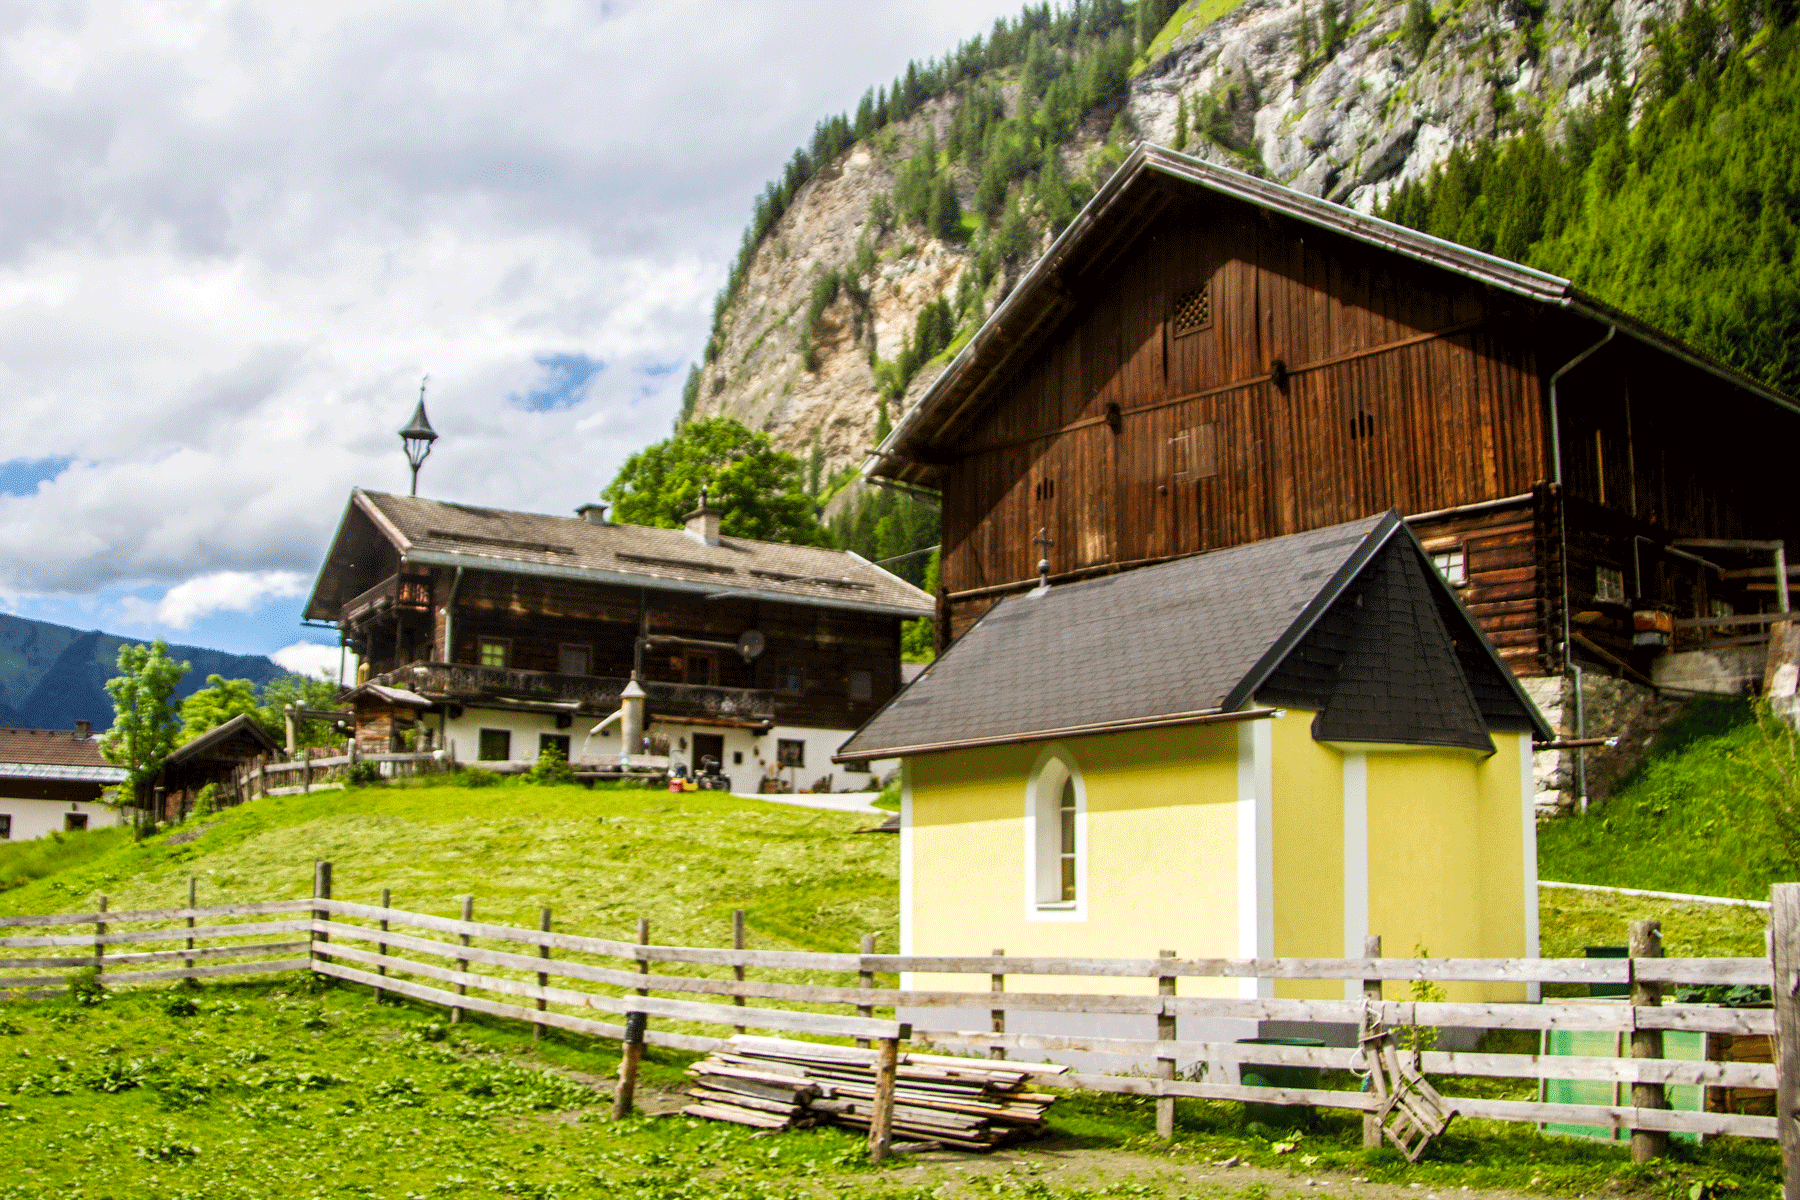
779,664,804,693
1595,566,1627,604
848,668,873,701
558,645,590,676
478,729,512,761
684,652,716,687
539,734,571,761
0,814,10,839
64,813,88,832
1432,550,1467,587
479,639,508,668
777,739,805,768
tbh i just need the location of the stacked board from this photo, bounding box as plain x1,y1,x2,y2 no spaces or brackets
683,1036,1064,1149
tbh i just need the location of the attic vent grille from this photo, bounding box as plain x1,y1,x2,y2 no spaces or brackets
1172,285,1212,337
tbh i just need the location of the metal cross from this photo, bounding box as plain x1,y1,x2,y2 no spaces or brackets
1032,527,1054,593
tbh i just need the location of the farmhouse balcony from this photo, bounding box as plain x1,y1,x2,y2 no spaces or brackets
343,573,433,623
374,661,777,726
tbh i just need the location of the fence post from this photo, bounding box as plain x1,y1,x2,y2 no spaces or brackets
636,918,651,997
375,887,390,1001
1156,948,1177,1139
1630,919,1669,1162
867,1034,900,1163
535,906,552,1043
990,948,1006,1061
185,876,197,974
94,895,107,986
311,862,331,972
612,1011,646,1119
732,908,747,1036
857,933,876,1049
1771,883,1800,1200
452,894,472,1024
1362,934,1383,1149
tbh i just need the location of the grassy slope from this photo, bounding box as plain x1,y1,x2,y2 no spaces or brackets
0,775,1784,1195
0,779,898,955
1539,699,1798,906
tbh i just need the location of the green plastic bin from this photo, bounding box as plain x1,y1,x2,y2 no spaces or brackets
1237,1037,1325,1125
1584,946,1630,998
1542,1025,1704,1144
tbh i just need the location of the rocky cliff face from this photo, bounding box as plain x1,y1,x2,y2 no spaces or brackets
692,0,1678,482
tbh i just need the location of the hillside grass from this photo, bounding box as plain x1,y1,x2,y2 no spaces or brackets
0,772,1787,1195
0,779,899,957
1539,698,1799,904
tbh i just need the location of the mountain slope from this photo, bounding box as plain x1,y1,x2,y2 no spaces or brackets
0,612,284,731
687,0,1729,487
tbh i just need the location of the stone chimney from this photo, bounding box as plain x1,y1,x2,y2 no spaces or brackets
684,488,721,546
74,720,91,739
575,500,609,525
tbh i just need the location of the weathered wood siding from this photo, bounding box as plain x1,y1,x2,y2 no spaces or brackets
375,571,902,731
941,202,1546,641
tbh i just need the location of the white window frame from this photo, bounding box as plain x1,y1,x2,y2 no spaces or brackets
1024,743,1087,922
1431,548,1467,587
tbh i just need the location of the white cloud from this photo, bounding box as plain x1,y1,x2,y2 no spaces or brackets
117,570,307,629
271,641,357,682
0,0,1021,629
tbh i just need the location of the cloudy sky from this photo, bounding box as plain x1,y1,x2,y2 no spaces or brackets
0,0,1018,677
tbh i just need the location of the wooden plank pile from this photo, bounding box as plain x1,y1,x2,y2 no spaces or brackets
682,1036,1063,1148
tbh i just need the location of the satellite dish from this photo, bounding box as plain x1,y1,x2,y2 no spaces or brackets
736,630,766,661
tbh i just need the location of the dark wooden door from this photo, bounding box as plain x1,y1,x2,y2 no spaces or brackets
693,733,724,774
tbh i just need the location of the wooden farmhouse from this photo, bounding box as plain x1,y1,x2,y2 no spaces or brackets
869,146,1800,713
837,513,1551,1056
303,489,932,791
0,721,127,840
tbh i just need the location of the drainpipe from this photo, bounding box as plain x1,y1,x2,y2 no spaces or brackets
1550,324,1616,815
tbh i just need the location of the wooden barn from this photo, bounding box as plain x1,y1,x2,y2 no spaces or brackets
869,146,1800,717
836,513,1551,1055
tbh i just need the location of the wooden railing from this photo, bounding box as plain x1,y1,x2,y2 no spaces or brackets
6,873,1798,1172
379,662,776,724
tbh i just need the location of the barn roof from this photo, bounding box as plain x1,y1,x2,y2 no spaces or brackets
304,490,932,621
834,511,1550,762
0,727,127,783
164,713,281,765
868,144,1800,486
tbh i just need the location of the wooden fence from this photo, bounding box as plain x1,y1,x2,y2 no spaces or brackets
6,873,1800,1181
216,745,449,806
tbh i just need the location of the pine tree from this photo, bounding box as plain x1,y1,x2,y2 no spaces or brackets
1173,93,1190,151
1403,0,1436,60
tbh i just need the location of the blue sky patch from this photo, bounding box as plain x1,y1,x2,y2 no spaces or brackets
515,353,603,412
0,456,74,496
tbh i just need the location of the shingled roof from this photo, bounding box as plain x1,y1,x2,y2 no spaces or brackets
835,511,1549,762
305,490,933,621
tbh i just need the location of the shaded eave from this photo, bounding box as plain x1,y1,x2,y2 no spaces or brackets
867,144,1800,486
307,489,933,622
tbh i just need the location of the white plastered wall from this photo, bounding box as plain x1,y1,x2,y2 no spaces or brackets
0,796,124,841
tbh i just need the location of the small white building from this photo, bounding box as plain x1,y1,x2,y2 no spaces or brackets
0,723,128,840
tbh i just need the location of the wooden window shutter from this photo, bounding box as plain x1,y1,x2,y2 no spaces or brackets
1171,284,1212,337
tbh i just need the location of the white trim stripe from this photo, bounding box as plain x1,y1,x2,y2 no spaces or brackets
1341,750,1368,1000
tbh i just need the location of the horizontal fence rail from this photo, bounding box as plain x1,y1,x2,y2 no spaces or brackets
3,874,1794,1169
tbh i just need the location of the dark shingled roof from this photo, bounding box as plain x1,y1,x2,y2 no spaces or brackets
309,490,932,620
835,511,1549,760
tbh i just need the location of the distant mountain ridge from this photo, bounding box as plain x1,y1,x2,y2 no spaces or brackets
0,612,284,732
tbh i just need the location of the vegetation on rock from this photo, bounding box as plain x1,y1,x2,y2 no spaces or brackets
602,416,828,547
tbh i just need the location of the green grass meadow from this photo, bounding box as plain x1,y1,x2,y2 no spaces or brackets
0,762,1789,1197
